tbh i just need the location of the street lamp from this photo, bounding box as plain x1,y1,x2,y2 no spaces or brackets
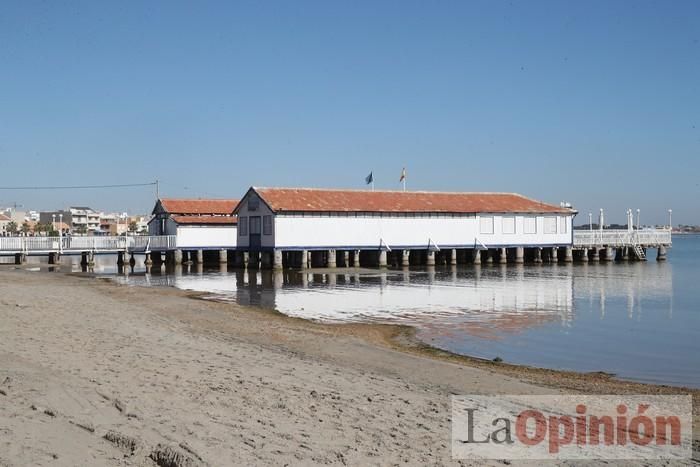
627,209,633,232
636,209,641,230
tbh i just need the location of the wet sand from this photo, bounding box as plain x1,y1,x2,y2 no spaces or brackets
0,268,696,466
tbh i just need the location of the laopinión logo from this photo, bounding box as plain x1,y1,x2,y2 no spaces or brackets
451,395,692,460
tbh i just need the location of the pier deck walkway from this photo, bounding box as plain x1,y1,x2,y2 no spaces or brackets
0,235,176,256
572,228,671,261
0,229,672,264
573,229,671,249
0,230,673,255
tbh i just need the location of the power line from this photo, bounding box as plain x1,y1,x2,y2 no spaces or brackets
0,182,157,190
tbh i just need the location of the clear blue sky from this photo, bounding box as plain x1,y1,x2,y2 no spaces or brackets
0,0,698,224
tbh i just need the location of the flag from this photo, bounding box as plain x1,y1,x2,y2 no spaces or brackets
365,172,373,185
399,168,406,182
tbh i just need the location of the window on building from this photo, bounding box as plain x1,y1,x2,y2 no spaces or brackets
502,216,516,234
524,217,537,234
560,216,568,234
239,216,248,236
248,195,260,211
263,215,272,235
249,216,261,235
544,217,557,234
479,216,494,234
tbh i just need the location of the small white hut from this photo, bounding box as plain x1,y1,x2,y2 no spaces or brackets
148,198,238,249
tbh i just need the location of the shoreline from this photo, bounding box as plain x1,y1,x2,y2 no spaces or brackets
16,263,700,395
0,266,697,465
103,266,699,396
191,285,700,400
79,266,700,403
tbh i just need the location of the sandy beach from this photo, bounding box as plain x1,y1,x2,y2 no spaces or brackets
0,268,696,466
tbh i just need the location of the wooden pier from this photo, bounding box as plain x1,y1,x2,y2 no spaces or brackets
0,228,672,267
0,235,176,255
572,229,672,261
0,235,187,266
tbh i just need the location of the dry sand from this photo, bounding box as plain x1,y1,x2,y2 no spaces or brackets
0,268,696,466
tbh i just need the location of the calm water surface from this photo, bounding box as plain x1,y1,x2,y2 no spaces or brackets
19,236,698,388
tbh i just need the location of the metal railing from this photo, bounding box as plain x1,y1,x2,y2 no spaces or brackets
0,235,177,253
573,229,672,248
130,235,177,251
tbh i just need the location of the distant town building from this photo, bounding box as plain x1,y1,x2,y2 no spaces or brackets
0,213,11,236
128,215,150,234
148,198,238,248
98,212,129,236
1,208,27,225
40,207,101,235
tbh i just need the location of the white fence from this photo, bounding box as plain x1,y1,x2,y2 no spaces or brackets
573,229,672,248
0,235,177,254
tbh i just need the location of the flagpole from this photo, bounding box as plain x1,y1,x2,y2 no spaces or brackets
402,178,406,192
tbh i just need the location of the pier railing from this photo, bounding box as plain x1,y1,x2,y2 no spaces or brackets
0,231,672,254
573,229,672,248
0,235,177,254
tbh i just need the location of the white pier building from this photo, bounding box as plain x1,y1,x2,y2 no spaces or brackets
233,187,577,268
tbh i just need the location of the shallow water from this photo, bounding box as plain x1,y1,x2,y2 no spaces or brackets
15,236,699,388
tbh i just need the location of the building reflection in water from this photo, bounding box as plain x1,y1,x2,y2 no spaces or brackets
59,253,667,333
573,262,673,320
125,264,673,325
121,264,579,339
116,261,673,341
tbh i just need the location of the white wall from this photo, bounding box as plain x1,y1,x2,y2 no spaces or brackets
175,225,237,248
272,213,573,249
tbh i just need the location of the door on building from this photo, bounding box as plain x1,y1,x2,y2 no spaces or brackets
249,216,261,249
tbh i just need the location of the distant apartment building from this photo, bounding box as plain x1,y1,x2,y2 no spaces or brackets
128,215,150,234
98,212,130,236
39,207,101,235
0,208,27,225
0,213,11,236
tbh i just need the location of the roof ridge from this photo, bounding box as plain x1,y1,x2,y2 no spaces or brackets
253,186,524,196
248,187,573,214
160,197,239,201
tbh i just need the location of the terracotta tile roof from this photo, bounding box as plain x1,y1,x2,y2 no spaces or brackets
172,215,238,225
0,214,10,221
251,188,573,214
157,198,239,215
